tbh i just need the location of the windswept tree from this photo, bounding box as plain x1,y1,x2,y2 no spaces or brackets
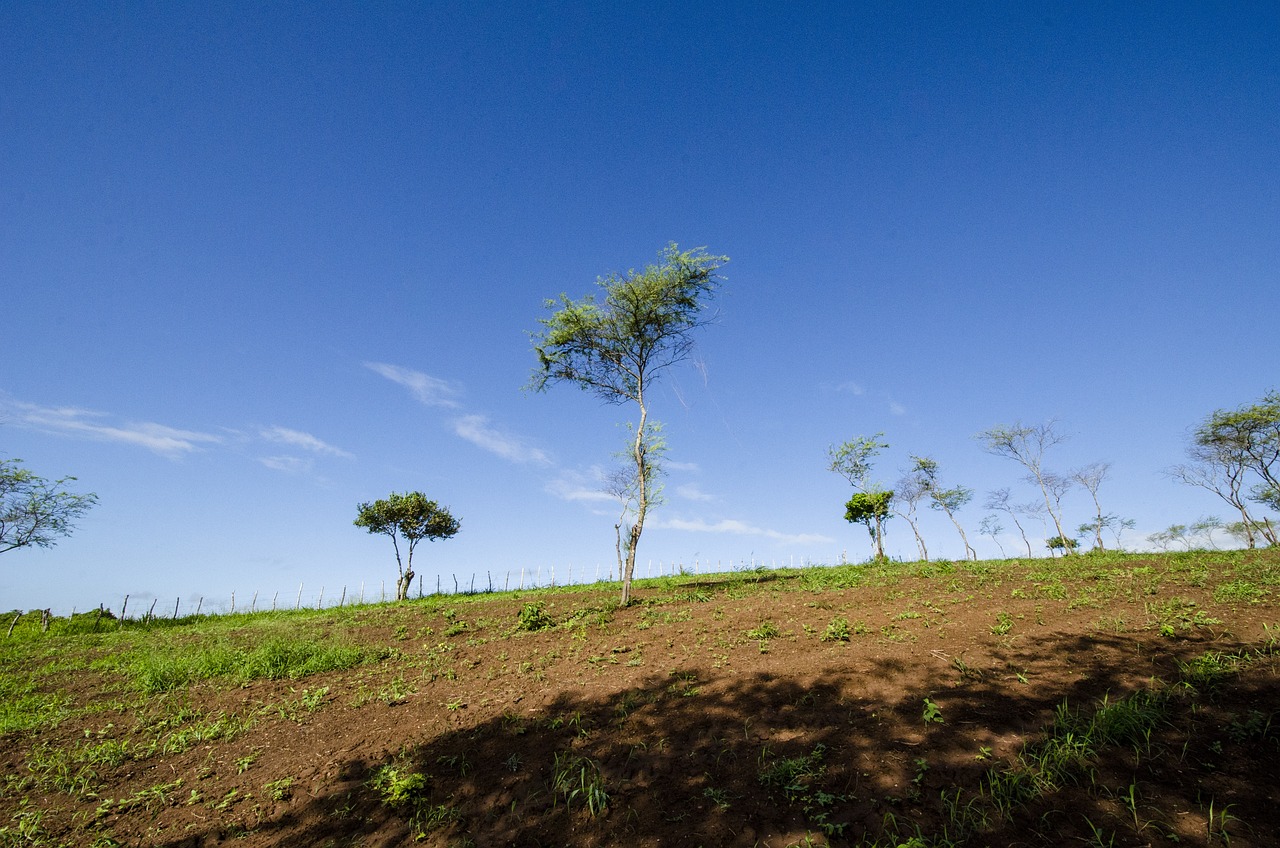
979,514,1006,557
1071,462,1112,551
908,455,976,560
530,243,727,605
829,434,892,561
1168,391,1279,547
893,470,930,562
976,420,1073,552
984,488,1034,557
354,492,460,601
1,458,97,555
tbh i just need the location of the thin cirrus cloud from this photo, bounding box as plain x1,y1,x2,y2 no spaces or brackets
366,362,552,467
453,414,551,466
654,516,834,547
364,362,461,408
2,396,222,458
675,483,715,502
259,426,353,459
259,456,314,474
545,468,615,504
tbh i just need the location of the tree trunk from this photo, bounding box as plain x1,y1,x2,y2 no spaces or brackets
943,508,976,561
903,515,928,562
621,397,650,606
396,569,413,602
1036,475,1071,554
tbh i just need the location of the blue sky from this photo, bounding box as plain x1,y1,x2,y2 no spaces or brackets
3,2,1277,614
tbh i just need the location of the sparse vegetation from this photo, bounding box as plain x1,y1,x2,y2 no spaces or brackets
0,549,1277,846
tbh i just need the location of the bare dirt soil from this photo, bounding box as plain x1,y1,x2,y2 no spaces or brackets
3,550,1278,847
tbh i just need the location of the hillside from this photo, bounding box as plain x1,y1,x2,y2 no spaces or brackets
2,549,1278,847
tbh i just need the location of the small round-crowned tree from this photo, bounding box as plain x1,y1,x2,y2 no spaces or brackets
354,492,459,601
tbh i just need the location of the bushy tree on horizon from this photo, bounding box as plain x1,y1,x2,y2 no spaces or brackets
829,433,892,561
354,492,460,601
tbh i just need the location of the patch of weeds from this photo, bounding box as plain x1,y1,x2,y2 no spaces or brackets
275,685,329,722
758,743,846,837
1214,580,1267,604
745,620,782,640
951,655,983,681
922,697,944,724
907,757,929,800
119,778,184,814
990,611,1014,636
235,749,260,774
1147,597,1222,637
703,784,733,810
264,777,294,802
370,764,430,806
516,602,555,632
1225,709,1276,744
0,800,49,845
550,752,609,816
820,617,851,642
379,676,415,705
668,672,700,697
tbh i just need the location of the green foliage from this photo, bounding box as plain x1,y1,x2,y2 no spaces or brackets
370,765,429,806
820,617,851,642
745,620,782,640
128,637,384,693
0,458,97,554
516,602,554,632
529,244,727,403
1046,535,1079,554
922,697,944,724
354,492,460,601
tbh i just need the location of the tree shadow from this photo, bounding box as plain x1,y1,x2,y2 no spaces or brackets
154,628,1279,847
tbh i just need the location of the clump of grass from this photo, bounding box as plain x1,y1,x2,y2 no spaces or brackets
551,752,609,816
745,620,782,640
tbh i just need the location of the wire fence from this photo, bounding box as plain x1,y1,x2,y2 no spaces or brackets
15,553,843,625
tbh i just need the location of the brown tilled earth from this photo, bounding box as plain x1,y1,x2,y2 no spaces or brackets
3,550,1279,847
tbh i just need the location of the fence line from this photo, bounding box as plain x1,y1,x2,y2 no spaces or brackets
18,552,858,622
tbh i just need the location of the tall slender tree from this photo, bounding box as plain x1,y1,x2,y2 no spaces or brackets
1071,462,1112,551
530,244,727,605
908,455,976,560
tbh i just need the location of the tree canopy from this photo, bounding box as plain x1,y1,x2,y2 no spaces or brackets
1,458,97,555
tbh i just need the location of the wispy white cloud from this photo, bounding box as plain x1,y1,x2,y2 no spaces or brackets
259,426,353,459
364,362,461,408
888,401,907,416
453,415,551,465
545,468,615,504
259,456,313,474
835,381,865,396
653,516,834,546
3,398,222,458
675,483,715,502
665,460,700,472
